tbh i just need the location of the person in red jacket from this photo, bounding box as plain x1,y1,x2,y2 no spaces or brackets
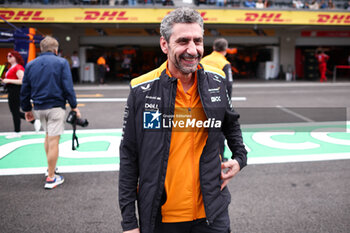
315,50,329,82
0,51,41,138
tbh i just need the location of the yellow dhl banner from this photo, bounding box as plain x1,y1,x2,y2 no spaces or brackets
0,8,350,25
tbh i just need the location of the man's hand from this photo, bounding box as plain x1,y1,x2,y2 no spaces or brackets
72,108,81,118
124,228,140,233
25,111,35,122
221,159,240,190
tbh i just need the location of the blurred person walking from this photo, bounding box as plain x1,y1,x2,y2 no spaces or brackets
71,51,80,83
201,38,235,160
97,54,108,84
21,36,80,189
0,51,40,139
119,7,247,233
315,49,329,82
201,38,234,98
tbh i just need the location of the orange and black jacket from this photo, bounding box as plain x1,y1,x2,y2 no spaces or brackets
201,51,233,85
119,61,247,233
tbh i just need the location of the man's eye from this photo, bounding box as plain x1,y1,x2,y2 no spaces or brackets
194,39,203,44
178,40,188,44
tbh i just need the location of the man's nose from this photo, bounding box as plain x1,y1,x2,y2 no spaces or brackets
186,41,197,56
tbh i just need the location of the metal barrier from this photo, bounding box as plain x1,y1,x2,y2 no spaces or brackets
333,65,350,82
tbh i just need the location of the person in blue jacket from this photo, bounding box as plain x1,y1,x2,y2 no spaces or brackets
21,36,81,189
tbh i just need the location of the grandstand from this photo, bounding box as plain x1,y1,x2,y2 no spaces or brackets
0,0,350,82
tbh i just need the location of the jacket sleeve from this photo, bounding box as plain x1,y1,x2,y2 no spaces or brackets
20,66,32,112
222,90,247,170
61,60,77,109
119,87,139,231
223,64,233,84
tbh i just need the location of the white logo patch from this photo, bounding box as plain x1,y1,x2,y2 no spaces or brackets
211,96,221,102
141,84,151,92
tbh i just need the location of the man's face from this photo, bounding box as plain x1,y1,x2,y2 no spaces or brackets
160,23,204,75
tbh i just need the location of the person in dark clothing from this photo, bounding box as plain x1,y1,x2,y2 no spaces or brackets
97,54,108,84
119,7,247,233
201,38,235,160
21,36,80,189
201,38,234,98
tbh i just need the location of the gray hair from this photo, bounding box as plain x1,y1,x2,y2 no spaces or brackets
40,36,59,53
213,38,228,52
160,7,204,42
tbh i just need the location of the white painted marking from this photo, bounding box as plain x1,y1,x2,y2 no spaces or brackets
0,164,120,176
2,152,350,176
311,128,350,146
233,82,350,88
0,138,44,159
231,97,247,101
252,130,320,150
1,98,128,103
1,125,350,176
242,121,348,129
276,105,315,122
74,85,129,91
248,153,350,165
77,98,127,102
0,130,123,160
1,97,246,104
0,128,123,136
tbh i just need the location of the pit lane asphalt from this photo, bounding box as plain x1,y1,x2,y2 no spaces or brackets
0,81,349,233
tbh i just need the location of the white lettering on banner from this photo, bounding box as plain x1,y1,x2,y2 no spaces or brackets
252,130,320,150
310,128,350,146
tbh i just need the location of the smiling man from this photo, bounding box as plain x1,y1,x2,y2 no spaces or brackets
119,7,247,233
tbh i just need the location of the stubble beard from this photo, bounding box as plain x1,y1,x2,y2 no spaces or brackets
174,53,202,75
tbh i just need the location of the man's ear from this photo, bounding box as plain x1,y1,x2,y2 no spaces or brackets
160,37,168,55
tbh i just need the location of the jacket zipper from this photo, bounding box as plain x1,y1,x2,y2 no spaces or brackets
188,102,198,221
150,78,176,230
196,69,212,225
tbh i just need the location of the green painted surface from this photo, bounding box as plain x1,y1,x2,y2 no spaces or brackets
1,124,349,170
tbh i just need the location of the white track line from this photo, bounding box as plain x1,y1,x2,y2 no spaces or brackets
231,97,246,101
0,164,120,176
276,105,314,122
1,97,246,103
248,153,350,165
77,98,127,102
2,152,350,176
0,128,123,136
